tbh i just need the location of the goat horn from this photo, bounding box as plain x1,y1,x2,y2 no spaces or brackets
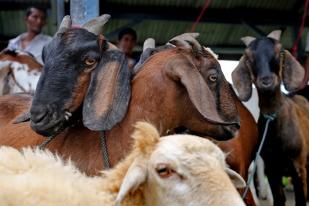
168,33,202,52
241,36,256,47
267,30,282,41
143,38,155,51
82,14,111,35
54,15,72,36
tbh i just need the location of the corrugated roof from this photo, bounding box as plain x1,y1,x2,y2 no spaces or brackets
0,0,308,59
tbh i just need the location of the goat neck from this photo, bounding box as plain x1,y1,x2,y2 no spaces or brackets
257,86,285,116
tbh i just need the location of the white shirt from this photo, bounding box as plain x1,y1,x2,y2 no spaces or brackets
7,33,52,64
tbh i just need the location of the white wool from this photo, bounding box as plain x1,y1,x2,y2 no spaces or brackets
0,147,110,206
0,122,245,206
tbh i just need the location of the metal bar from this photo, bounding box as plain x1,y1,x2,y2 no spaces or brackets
70,0,99,25
242,21,266,37
56,0,65,27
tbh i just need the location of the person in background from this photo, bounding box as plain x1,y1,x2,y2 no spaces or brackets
7,6,52,64
117,27,138,69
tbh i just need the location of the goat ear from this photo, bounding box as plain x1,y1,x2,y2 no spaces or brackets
115,158,147,206
167,61,230,124
282,50,305,92
225,167,246,188
232,56,253,101
83,50,131,131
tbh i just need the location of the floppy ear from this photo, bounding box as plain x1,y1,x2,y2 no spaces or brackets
167,60,233,125
282,50,305,92
83,50,131,131
232,56,253,101
225,167,246,188
115,158,147,206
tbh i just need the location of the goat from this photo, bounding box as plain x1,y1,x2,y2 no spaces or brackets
0,29,258,206
0,122,246,206
138,35,259,206
0,49,42,95
0,16,240,176
232,30,309,206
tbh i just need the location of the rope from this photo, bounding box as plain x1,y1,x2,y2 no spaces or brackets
292,0,309,57
190,0,212,32
37,129,111,169
100,132,110,169
38,135,57,150
242,114,276,199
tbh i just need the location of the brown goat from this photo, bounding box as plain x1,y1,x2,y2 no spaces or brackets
232,30,309,206
0,43,241,176
0,50,258,206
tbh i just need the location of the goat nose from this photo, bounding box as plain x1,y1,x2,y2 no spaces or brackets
260,76,273,87
30,105,48,124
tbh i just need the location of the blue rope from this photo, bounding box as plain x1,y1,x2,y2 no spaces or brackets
242,113,276,199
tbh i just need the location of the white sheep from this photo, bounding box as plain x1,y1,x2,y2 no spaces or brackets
0,122,246,206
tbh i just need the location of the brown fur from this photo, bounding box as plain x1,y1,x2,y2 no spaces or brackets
0,48,256,188
210,95,258,206
233,34,309,205
0,94,32,126
66,71,91,112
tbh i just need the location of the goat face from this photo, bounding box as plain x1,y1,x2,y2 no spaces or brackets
30,26,130,137
134,47,240,140
232,30,305,102
30,28,102,136
243,37,281,92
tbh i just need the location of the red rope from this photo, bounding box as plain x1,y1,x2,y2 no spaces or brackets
292,0,309,57
190,0,212,32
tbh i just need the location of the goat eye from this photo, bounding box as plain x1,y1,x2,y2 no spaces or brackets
209,74,218,82
156,164,174,178
85,58,96,66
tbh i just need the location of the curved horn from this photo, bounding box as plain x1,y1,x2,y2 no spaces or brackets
241,36,256,47
54,15,72,36
168,33,202,52
267,30,282,41
82,14,111,35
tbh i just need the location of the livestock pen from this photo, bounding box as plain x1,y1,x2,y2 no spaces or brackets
0,1,309,206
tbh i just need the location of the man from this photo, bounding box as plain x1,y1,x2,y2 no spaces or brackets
7,6,52,64
117,28,138,69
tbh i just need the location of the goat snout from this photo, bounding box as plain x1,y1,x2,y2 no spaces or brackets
30,105,48,124
257,76,275,89
30,104,66,137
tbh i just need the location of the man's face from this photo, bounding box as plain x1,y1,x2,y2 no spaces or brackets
25,8,46,34
118,34,136,55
